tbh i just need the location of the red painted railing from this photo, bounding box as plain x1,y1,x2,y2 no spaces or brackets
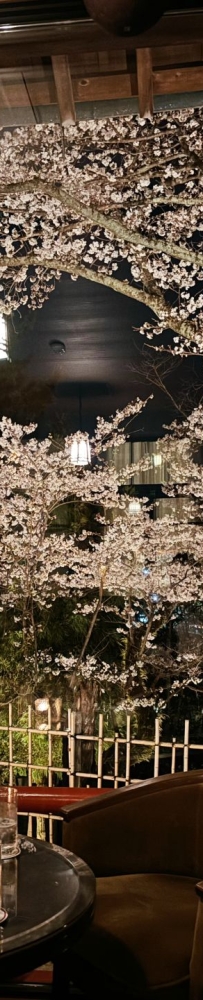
0,785,108,815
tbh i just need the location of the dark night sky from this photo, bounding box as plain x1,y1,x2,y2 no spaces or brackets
7,272,203,439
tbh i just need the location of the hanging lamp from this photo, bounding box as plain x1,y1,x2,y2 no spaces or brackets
83,0,165,37
128,498,141,514
70,386,91,467
70,434,91,467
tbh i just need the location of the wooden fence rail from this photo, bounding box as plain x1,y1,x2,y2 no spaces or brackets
0,706,201,841
0,705,200,786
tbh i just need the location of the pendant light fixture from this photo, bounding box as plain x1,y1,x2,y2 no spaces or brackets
128,498,141,515
70,385,91,467
0,314,8,360
70,435,91,467
153,452,162,467
83,0,165,37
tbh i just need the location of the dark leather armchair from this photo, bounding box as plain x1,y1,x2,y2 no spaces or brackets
62,770,203,999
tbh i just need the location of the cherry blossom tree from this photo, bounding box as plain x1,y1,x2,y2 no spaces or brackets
0,395,203,728
0,108,203,353
0,397,148,702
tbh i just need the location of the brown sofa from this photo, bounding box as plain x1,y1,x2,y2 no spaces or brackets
62,770,203,1000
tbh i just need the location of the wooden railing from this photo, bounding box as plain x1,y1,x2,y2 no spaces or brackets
0,706,202,843
0,709,198,787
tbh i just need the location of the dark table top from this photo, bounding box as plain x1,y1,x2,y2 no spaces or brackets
0,837,95,980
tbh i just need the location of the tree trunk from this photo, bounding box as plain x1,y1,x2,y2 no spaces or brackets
75,682,98,785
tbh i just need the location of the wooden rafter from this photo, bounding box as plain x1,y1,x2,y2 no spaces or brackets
52,54,76,125
136,48,153,118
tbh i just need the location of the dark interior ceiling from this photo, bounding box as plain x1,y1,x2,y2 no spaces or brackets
0,1,203,27
0,1,89,24
7,273,202,440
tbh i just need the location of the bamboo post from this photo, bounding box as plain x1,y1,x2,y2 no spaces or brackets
171,737,176,774
125,715,131,785
114,732,119,789
183,719,189,772
69,711,76,787
8,702,13,787
154,717,160,778
27,705,32,837
97,713,103,788
48,703,53,843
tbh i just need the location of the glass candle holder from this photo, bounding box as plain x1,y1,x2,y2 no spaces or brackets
0,839,8,925
0,788,18,859
2,858,17,918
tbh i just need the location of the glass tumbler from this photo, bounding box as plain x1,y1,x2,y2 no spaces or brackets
2,859,17,918
0,788,18,859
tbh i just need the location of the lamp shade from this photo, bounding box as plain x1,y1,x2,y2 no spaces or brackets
70,435,91,467
128,498,141,514
0,314,8,359
153,453,162,467
83,0,165,36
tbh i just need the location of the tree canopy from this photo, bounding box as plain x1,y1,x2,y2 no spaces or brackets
0,108,203,354
0,397,203,713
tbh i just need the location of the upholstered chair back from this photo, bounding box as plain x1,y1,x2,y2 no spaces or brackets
63,772,203,878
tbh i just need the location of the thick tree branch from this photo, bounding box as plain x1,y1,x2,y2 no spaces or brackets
76,572,105,669
0,179,202,269
0,253,195,342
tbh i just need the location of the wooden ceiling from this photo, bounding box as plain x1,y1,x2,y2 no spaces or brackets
0,6,202,123
1,5,202,435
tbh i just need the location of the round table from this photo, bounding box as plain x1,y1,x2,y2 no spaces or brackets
0,837,95,998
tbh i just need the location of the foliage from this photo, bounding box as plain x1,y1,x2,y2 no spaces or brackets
0,705,63,785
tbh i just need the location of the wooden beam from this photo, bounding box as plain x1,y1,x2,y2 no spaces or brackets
51,54,76,125
74,72,134,102
152,42,203,66
153,63,203,94
0,12,202,69
136,48,153,117
0,61,203,112
74,64,203,102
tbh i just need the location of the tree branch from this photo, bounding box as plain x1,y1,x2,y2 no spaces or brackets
76,572,105,669
0,179,202,269
0,252,196,343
